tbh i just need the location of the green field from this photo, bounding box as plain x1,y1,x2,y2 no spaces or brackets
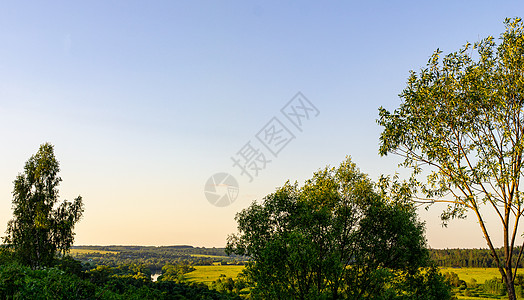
183,265,510,299
440,268,507,300
183,265,502,287
440,267,501,284
184,265,245,284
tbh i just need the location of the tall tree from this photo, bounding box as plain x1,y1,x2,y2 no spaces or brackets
378,17,524,300
3,143,84,268
226,158,450,299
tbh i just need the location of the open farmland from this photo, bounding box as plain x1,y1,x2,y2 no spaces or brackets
184,265,245,285
440,268,501,284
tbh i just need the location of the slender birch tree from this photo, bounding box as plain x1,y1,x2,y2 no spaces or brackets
3,143,84,268
378,18,524,300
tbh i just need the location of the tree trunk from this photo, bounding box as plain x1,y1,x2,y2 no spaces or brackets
501,264,517,300
475,209,517,300
504,273,516,300
497,263,517,300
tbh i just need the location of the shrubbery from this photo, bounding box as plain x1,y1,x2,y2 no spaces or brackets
0,257,241,300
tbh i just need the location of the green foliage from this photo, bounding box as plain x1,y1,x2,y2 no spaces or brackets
211,276,250,295
158,263,195,282
430,248,519,268
435,269,524,299
483,277,507,296
0,260,241,299
0,262,96,299
55,255,85,278
390,267,452,300
3,143,84,269
378,18,524,299
443,271,466,288
227,157,451,299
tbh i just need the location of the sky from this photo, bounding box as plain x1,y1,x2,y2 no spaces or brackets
0,1,523,249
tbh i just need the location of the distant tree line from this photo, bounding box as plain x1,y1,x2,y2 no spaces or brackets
76,245,236,257
430,248,524,268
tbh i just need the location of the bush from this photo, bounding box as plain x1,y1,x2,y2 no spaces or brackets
483,277,507,296
0,263,96,299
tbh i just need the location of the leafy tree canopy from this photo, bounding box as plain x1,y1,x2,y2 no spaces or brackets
3,143,84,269
378,17,524,300
227,157,450,299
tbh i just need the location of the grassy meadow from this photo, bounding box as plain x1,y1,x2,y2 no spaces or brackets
440,268,515,300
440,267,501,284
182,265,503,286
184,265,245,284
182,265,513,299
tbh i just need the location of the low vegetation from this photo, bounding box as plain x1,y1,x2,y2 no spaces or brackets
184,266,245,285
0,254,241,299
440,269,524,299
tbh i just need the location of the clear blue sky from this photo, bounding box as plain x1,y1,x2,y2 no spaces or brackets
0,1,522,248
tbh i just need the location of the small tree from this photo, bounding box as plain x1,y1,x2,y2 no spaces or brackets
3,143,84,268
378,18,524,300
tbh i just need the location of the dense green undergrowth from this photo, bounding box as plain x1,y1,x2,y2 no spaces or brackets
0,256,240,300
